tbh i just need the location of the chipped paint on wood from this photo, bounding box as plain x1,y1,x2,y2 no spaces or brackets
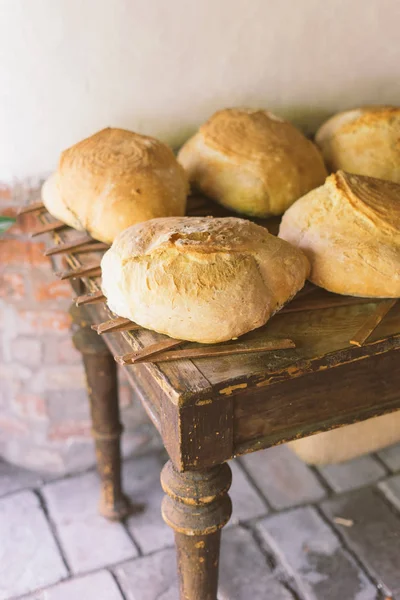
219,383,248,396
195,398,213,406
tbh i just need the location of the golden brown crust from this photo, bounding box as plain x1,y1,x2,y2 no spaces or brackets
47,128,189,243
315,105,400,182
101,216,310,343
279,171,400,298
178,108,327,217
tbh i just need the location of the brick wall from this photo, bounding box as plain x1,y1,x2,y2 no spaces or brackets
0,181,160,474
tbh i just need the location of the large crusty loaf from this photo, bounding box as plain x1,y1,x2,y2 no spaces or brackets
178,108,327,217
41,128,189,244
279,171,400,297
101,216,310,343
315,105,400,182
289,410,400,465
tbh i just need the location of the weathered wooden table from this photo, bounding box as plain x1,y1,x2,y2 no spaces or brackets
25,197,400,600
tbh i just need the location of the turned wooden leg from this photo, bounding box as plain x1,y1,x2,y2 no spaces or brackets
161,461,232,600
70,304,130,520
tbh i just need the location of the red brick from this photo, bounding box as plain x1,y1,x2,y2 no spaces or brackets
13,393,47,419
33,279,72,302
0,272,25,300
48,420,92,441
18,310,72,334
0,239,48,267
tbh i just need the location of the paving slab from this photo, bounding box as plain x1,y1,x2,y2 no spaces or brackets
257,506,376,600
241,446,326,510
124,454,174,554
0,491,67,600
317,455,386,493
42,471,137,574
218,526,293,600
0,459,48,498
24,570,123,600
379,473,400,512
115,526,292,600
321,487,400,598
377,443,400,473
115,548,178,600
228,460,268,526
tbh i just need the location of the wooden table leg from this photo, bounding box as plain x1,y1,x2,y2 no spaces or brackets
70,304,130,521
161,461,232,600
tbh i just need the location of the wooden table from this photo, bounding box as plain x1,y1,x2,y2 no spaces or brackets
27,198,400,600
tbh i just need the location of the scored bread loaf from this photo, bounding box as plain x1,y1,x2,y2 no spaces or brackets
315,105,400,182
42,128,189,244
279,171,400,297
101,216,310,344
178,108,327,218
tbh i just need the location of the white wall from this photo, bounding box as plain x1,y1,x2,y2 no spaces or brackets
0,0,399,180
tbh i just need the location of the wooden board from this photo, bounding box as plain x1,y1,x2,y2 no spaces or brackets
233,345,400,455
194,300,400,388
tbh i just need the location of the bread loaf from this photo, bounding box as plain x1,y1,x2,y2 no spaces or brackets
42,128,189,244
41,172,85,231
289,410,400,465
279,171,400,297
315,105,400,182
178,108,327,217
101,216,310,343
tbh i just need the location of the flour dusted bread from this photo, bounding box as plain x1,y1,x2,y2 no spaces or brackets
289,410,400,465
279,171,400,297
101,216,310,343
178,108,327,217
42,128,189,244
315,105,400,182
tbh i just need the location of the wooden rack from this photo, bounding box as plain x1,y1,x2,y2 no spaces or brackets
19,200,397,365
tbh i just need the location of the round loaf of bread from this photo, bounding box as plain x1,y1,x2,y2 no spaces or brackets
315,105,400,182
279,171,400,297
101,216,310,343
177,108,327,217
41,128,189,244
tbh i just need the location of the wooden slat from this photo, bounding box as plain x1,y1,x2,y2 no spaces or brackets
135,338,296,363
68,242,109,254
56,263,101,280
30,220,67,237
350,299,398,347
45,235,93,255
92,316,140,334
18,201,45,214
75,290,106,306
115,338,183,365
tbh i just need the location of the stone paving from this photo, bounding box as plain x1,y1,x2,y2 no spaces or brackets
1,443,400,600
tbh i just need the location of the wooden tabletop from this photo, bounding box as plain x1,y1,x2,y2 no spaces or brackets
33,195,400,470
